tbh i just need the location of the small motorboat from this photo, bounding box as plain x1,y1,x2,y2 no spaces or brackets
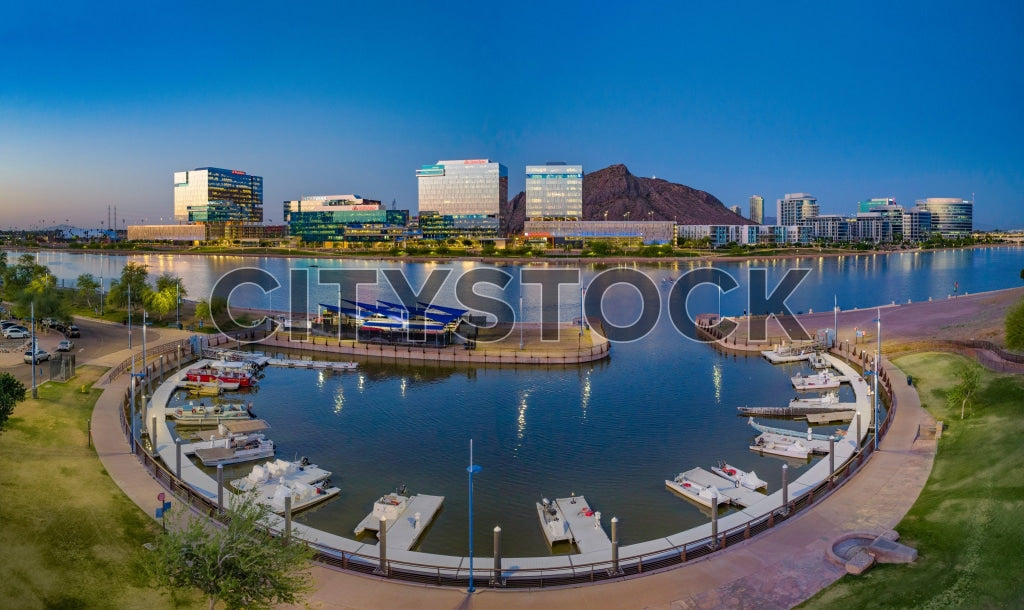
711,461,768,491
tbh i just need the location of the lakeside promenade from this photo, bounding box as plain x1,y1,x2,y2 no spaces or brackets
77,300,972,608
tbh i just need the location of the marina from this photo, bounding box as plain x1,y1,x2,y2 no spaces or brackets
353,490,445,551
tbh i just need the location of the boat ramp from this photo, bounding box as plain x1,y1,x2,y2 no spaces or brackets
553,495,611,553
671,467,766,508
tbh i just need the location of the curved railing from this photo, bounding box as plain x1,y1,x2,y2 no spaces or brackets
111,337,898,589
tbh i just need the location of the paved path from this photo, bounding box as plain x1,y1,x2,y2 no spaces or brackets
88,336,935,609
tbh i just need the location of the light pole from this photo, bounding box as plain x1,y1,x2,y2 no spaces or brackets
30,302,37,398
128,283,133,350
519,297,524,350
466,439,482,593
874,308,881,451
99,273,104,316
833,295,838,348
142,310,148,377
175,282,180,328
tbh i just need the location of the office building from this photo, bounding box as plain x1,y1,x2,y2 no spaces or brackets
729,205,743,216
776,193,818,227
284,195,409,244
858,197,896,214
525,163,583,220
902,207,933,242
749,195,764,224
416,159,508,238
915,198,973,239
524,220,675,245
173,167,263,223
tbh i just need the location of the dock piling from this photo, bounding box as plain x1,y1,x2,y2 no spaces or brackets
610,517,622,575
856,412,861,447
493,526,503,586
175,438,182,480
284,495,292,541
781,464,789,515
829,435,835,474
376,516,388,576
710,491,719,549
216,464,224,514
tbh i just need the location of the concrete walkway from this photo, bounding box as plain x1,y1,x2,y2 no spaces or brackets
89,339,936,609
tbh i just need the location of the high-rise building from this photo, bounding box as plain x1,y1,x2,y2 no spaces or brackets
525,163,583,220
776,193,818,226
749,195,764,224
283,195,409,244
902,207,933,242
858,197,896,214
729,205,743,216
416,159,508,237
915,198,973,238
173,167,263,223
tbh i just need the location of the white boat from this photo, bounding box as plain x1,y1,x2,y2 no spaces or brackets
665,474,731,507
789,391,841,409
194,435,275,466
230,458,339,514
791,370,841,391
710,461,768,491
353,489,411,537
761,345,814,364
750,434,811,459
168,402,253,426
808,352,830,370
536,498,572,546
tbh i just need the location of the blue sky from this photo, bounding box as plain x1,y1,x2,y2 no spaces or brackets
2,1,1022,229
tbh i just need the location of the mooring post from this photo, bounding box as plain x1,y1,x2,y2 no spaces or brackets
611,516,621,574
829,435,835,474
710,491,719,548
284,495,292,541
377,516,388,575
781,464,789,515
493,526,502,586
216,464,224,514
175,438,182,480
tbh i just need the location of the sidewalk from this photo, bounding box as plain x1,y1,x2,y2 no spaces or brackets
88,339,936,609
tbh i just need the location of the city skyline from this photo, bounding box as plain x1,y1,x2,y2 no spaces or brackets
2,2,1022,230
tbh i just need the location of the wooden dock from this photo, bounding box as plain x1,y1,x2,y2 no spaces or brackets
676,467,766,508
554,496,611,553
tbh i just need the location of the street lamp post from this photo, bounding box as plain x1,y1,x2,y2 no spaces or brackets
466,440,482,593
30,302,37,398
519,297,524,350
874,308,881,451
175,282,180,327
128,283,133,350
833,295,838,348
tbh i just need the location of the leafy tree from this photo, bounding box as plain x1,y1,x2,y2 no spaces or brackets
148,493,312,610
0,373,27,434
106,262,150,313
146,274,186,319
947,362,982,419
480,240,496,255
1006,298,1024,351
75,273,101,308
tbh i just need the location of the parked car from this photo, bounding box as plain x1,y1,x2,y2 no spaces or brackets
57,339,74,352
1,321,19,330
66,325,81,338
24,349,50,364
3,328,30,339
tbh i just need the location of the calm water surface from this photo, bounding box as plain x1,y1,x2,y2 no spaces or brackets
22,247,1022,555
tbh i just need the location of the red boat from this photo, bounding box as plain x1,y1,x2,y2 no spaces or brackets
186,365,258,387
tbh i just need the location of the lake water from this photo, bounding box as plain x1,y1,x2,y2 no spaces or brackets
15,246,1023,555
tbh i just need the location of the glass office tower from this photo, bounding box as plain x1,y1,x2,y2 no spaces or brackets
525,163,583,220
174,168,263,223
416,159,508,237
915,198,973,239
749,195,764,224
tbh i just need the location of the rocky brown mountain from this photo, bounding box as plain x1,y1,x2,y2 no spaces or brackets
503,163,751,235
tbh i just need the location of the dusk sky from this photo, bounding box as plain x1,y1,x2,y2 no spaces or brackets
2,1,1022,229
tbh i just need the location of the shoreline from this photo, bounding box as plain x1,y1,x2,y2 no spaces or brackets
7,242,1017,267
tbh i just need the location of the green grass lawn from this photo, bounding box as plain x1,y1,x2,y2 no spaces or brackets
0,367,198,609
803,353,1024,608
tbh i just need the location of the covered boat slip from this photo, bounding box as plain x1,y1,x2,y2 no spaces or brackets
144,352,879,579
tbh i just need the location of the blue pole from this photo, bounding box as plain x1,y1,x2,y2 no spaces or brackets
874,309,881,451
467,439,482,593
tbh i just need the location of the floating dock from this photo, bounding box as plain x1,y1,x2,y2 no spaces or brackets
805,410,857,424
266,358,358,371
737,404,858,418
674,467,766,508
753,431,833,455
354,493,445,551
554,496,611,554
